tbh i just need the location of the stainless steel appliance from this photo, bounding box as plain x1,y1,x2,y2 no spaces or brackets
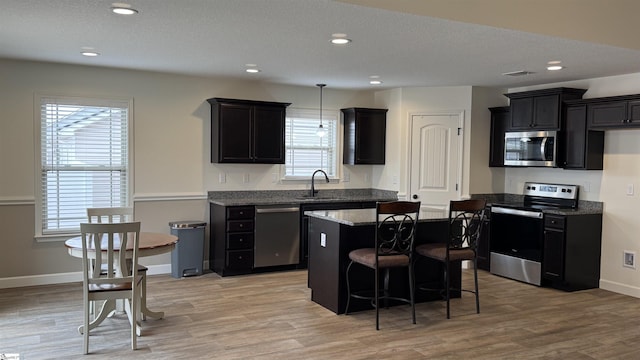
504,130,557,167
254,205,300,267
490,182,579,285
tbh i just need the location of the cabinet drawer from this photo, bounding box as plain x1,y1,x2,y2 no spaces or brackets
227,206,254,220
544,215,565,230
227,219,253,232
227,233,254,250
226,250,253,269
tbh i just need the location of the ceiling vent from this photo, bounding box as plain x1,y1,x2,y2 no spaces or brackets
502,70,535,77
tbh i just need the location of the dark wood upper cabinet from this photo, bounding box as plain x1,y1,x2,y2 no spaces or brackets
505,88,587,130
587,94,640,129
561,103,604,170
342,107,387,165
489,106,509,167
208,98,290,164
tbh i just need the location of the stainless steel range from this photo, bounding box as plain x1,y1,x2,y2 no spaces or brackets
489,182,579,286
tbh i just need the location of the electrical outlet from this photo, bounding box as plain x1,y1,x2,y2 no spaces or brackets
243,174,250,183
320,233,326,248
272,172,278,183
343,172,350,182
624,250,636,269
218,173,226,183
627,184,634,196
364,173,370,183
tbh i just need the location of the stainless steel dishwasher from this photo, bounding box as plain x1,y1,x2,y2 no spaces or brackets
254,205,300,268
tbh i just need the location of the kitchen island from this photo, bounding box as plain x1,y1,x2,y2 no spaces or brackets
306,208,459,314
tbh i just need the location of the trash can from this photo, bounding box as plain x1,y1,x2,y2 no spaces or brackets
170,221,206,278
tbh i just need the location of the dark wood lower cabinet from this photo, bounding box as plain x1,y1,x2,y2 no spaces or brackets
210,204,255,276
542,213,602,291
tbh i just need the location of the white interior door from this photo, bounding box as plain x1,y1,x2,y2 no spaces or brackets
409,113,463,216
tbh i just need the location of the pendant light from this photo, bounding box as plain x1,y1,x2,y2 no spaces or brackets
316,83,327,137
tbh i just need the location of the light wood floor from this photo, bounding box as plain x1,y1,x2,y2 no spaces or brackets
2,269,640,359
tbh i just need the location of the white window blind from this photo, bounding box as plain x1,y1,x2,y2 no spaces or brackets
37,96,131,236
285,108,338,178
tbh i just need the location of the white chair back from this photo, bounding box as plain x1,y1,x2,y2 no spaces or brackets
87,207,133,223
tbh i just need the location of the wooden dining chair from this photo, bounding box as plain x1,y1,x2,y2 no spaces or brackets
414,199,486,319
344,201,420,330
80,221,142,354
87,207,152,320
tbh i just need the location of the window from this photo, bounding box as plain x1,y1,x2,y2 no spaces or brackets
284,108,338,178
36,96,132,238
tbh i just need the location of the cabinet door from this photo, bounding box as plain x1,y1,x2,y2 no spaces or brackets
543,228,565,281
509,97,534,129
562,105,587,169
217,103,252,162
627,100,640,126
355,110,386,164
477,219,490,271
533,95,560,129
588,101,627,128
253,105,285,163
489,107,509,167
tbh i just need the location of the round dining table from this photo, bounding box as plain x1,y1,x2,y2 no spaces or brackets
65,232,178,334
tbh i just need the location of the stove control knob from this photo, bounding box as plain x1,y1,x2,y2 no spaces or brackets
567,189,572,193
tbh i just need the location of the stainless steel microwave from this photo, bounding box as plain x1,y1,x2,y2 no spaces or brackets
504,130,557,167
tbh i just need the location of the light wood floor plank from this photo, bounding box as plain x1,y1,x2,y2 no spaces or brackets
2,269,640,359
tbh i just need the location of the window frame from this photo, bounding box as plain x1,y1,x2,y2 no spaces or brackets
283,107,341,181
34,94,134,241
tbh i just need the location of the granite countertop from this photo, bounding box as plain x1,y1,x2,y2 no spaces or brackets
305,208,448,226
208,188,398,207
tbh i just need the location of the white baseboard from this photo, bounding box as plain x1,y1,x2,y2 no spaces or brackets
600,279,640,298
0,263,172,289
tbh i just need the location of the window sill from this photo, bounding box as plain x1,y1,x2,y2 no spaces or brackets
35,232,79,243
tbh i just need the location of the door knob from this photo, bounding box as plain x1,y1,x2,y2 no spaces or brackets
412,194,418,199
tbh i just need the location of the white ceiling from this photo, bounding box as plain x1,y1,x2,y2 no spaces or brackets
2,0,640,90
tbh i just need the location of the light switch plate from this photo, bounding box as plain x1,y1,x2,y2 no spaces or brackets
320,233,326,247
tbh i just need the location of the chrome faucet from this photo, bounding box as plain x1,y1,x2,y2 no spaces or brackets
310,169,330,197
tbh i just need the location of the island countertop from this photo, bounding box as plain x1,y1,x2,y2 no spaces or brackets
305,208,448,226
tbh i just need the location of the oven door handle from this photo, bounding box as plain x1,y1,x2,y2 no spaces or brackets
491,206,543,219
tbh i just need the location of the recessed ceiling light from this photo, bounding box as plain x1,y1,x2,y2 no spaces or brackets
111,3,138,15
81,51,100,57
245,64,260,73
547,60,563,71
330,33,351,45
